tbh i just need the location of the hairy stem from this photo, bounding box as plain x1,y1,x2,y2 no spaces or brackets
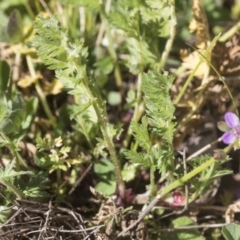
118,145,232,237
123,73,145,148
146,145,231,214
158,0,176,72
73,62,125,199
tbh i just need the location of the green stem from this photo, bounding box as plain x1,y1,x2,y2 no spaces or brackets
174,35,222,137
132,74,143,117
14,151,31,171
162,158,215,196
123,73,145,148
119,147,228,237
24,3,35,19
190,37,238,116
26,55,56,126
82,129,94,150
175,91,204,134
189,146,233,203
69,7,78,39
99,116,125,197
150,166,156,197
174,34,220,106
34,0,42,13
158,0,176,72
139,145,232,219
1,179,25,199
0,132,30,170
35,81,56,125
123,12,145,148
219,21,240,42
73,63,125,198
99,4,123,89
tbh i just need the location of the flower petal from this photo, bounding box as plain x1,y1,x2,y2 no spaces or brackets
224,112,240,128
222,131,236,144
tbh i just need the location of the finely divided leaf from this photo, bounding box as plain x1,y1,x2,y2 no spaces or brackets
131,116,151,151
124,150,152,168
32,15,86,71
0,94,26,134
0,160,33,181
142,71,175,143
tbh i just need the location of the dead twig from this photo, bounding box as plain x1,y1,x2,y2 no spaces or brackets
68,163,92,195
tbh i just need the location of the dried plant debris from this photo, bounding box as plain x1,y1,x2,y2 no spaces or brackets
180,0,211,78
0,199,95,240
213,31,240,76
90,188,147,239
225,200,240,223
0,198,147,240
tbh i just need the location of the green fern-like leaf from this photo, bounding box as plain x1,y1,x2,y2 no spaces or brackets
108,10,131,33
126,37,156,73
125,71,175,174
0,160,33,181
32,15,88,70
0,94,26,135
142,70,175,144
32,15,97,120
36,136,51,152
131,116,151,151
94,137,108,158
70,102,93,120
140,1,171,24
32,16,69,70
20,171,50,197
124,150,152,168
55,69,85,95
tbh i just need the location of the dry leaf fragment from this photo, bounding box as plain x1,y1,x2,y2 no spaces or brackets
225,200,240,223
190,0,210,49
18,75,37,88
44,78,64,95
180,49,209,77
180,0,211,79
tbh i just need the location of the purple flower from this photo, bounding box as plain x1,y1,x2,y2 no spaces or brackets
220,112,240,144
